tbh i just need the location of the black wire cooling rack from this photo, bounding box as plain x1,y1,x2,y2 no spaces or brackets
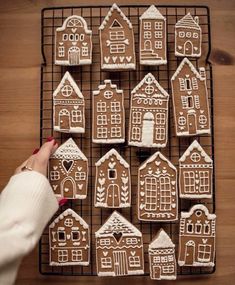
39,5,215,276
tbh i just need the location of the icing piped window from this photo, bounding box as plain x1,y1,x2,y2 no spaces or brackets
61,85,73,97
190,152,200,162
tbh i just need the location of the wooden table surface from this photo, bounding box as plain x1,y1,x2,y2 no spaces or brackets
0,0,234,284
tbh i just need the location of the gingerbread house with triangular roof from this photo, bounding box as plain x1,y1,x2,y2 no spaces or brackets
94,149,131,208
99,3,136,70
128,73,169,147
175,13,201,57
171,58,210,136
179,140,213,199
149,229,176,280
95,211,144,277
48,138,88,199
49,208,90,266
138,151,178,221
140,5,167,65
53,71,85,133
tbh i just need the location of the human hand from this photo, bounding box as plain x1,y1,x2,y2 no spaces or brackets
14,137,68,206
15,137,58,176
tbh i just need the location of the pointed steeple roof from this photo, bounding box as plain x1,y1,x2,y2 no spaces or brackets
171,58,205,81
95,211,142,237
49,208,89,229
53,71,83,99
149,229,175,249
99,3,132,30
179,140,212,163
139,151,176,171
175,13,200,30
51,138,87,160
131,73,169,98
95,148,129,168
140,5,165,20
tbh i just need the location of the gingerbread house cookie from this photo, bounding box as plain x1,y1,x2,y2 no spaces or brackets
48,138,88,199
171,58,210,136
92,80,125,143
55,15,92,65
49,208,90,266
138,151,178,222
149,229,176,280
99,3,136,70
175,13,201,57
53,72,85,133
178,204,216,267
128,73,169,147
179,140,213,199
140,5,167,65
95,211,144,276
94,149,131,208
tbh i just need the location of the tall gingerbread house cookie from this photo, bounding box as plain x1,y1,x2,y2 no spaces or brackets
138,152,178,222
140,5,167,65
53,72,85,133
128,73,169,148
49,208,90,266
48,138,88,199
92,80,125,143
179,140,213,199
149,229,177,280
55,15,92,65
94,149,131,208
178,204,216,267
95,211,144,277
99,3,136,70
171,58,210,136
175,13,201,57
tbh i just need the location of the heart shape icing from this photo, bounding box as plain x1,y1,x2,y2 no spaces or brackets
62,160,74,173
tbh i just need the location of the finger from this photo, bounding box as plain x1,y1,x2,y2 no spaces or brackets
36,140,55,164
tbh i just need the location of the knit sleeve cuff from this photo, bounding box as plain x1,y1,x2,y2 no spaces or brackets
0,171,59,239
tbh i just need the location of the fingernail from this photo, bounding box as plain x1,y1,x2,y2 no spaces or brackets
59,198,68,206
32,148,40,155
46,136,54,142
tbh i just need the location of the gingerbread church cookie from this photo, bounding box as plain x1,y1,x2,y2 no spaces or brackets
49,208,90,266
179,140,213,199
128,73,169,147
48,138,88,199
55,15,92,65
175,13,201,57
99,3,136,70
178,204,216,267
138,151,178,222
171,58,210,136
140,5,167,65
94,149,131,208
149,229,176,280
53,72,85,133
92,80,125,143
95,211,144,276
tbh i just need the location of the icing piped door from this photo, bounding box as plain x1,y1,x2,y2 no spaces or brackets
142,112,154,146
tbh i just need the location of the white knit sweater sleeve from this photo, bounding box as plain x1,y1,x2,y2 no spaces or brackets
0,171,59,285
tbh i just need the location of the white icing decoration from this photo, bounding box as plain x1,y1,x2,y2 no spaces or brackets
140,5,166,20
149,229,175,249
175,13,200,30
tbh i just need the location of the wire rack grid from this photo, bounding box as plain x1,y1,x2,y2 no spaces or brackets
39,5,215,276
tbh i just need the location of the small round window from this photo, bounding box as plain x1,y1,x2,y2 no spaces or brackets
145,85,154,95
190,152,200,162
104,90,113,99
195,210,202,217
61,85,73,97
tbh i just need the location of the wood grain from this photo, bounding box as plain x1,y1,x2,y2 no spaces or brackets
0,0,234,284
